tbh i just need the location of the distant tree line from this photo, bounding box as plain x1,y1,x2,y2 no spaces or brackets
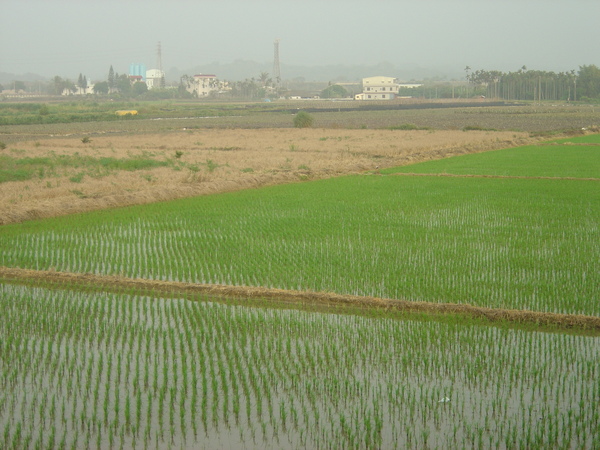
396,65,600,102
93,65,152,98
464,65,600,101
223,71,284,99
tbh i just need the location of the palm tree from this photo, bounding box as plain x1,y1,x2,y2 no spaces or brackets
259,71,272,88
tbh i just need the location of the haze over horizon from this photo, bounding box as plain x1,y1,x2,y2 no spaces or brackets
1,0,599,82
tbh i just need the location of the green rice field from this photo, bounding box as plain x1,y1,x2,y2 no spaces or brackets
1,284,598,449
1,135,599,449
381,142,600,178
1,174,598,315
553,133,600,144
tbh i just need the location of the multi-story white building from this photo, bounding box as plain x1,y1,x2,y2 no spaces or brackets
191,74,218,97
145,69,165,89
180,74,229,97
355,76,399,100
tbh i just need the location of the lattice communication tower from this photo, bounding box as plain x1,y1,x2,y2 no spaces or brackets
156,41,165,88
273,39,281,87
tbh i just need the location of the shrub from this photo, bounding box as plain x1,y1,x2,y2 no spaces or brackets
320,85,348,99
389,123,419,130
293,111,314,128
388,124,432,131
462,125,496,131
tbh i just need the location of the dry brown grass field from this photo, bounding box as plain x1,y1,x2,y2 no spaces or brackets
0,128,534,224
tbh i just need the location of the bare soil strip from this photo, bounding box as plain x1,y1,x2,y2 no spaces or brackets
388,172,600,181
2,266,598,332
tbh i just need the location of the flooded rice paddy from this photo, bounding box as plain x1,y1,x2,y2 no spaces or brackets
1,283,598,449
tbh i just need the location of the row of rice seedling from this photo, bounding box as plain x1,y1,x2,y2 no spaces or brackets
0,283,598,449
1,174,598,315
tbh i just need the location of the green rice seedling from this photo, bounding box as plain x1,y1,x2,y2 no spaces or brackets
124,395,131,433
145,391,152,440
158,386,165,439
47,425,56,450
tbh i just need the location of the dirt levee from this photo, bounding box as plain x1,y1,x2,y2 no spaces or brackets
1,267,598,332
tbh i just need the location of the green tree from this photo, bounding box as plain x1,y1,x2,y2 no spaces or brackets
320,84,348,98
179,75,193,94
463,66,581,101
77,73,88,94
259,71,271,87
115,74,131,95
577,65,600,99
108,65,115,91
93,81,109,95
293,111,314,128
236,78,260,99
132,81,148,96
52,76,75,95
178,75,197,98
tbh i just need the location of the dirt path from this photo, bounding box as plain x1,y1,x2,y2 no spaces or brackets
0,128,534,225
2,266,598,332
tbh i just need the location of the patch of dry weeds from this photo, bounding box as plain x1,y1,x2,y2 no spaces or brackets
0,128,533,224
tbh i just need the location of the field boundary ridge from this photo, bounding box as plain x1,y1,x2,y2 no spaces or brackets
2,266,599,332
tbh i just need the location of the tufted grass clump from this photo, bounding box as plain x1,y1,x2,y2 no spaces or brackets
293,111,314,128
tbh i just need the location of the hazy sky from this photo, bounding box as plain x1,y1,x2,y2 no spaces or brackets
1,0,599,81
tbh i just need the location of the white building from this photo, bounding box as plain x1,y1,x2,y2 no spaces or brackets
191,74,218,97
63,81,94,96
180,74,229,97
355,76,399,100
146,69,165,89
